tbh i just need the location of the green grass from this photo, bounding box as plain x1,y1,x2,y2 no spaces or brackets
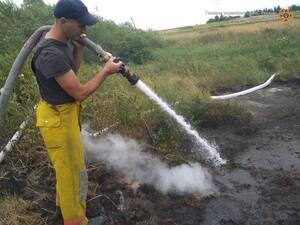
156,17,300,92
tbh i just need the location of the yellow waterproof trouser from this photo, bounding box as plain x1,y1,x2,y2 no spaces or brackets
36,100,88,225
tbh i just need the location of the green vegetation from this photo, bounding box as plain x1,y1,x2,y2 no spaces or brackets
0,0,164,143
207,15,241,23
1,0,300,160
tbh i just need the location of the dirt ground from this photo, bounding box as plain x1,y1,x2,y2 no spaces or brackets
202,85,300,225
1,84,300,225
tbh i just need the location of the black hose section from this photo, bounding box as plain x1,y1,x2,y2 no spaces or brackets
24,25,52,50
77,37,110,61
78,36,139,85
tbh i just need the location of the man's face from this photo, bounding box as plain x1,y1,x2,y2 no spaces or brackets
62,18,86,40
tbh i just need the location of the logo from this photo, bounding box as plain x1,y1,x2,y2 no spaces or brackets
277,8,294,23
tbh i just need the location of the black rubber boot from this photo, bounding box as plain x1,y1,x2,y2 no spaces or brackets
55,206,107,225
52,206,63,224
88,215,107,225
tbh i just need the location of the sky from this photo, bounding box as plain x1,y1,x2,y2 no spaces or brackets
11,0,300,30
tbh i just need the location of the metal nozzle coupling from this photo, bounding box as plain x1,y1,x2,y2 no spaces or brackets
126,74,139,85
113,58,139,85
101,51,112,62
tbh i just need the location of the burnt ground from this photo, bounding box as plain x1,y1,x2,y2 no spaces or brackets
1,85,300,225
201,86,300,225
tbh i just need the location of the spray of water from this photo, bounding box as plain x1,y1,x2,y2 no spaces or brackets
83,131,217,195
135,80,226,165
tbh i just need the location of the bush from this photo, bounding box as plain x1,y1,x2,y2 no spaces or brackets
86,19,166,64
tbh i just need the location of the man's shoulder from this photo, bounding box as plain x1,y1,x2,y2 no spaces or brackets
33,39,74,78
34,39,70,73
35,39,72,66
37,39,66,55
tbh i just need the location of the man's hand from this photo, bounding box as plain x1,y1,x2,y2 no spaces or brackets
72,34,86,73
72,34,86,51
72,40,85,51
102,57,123,76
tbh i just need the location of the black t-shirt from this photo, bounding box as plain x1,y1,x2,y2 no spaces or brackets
32,39,77,105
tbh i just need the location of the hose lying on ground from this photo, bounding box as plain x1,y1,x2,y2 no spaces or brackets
211,73,277,100
0,119,117,163
0,119,29,163
0,105,37,163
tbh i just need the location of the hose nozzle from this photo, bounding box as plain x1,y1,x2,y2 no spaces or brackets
78,36,139,85
113,58,139,85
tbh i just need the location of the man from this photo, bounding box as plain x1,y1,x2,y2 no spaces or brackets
31,0,123,224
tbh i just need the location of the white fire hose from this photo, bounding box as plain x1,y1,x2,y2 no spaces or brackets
211,73,277,100
0,119,29,163
0,105,37,163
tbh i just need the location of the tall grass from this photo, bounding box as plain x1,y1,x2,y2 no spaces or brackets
154,19,300,93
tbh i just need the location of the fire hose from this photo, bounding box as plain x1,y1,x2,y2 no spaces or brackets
211,73,277,100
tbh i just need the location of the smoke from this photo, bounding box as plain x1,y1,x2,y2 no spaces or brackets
82,130,217,195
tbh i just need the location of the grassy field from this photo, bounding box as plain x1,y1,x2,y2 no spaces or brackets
161,12,300,41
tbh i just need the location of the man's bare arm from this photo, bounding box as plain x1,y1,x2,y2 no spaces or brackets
55,57,122,102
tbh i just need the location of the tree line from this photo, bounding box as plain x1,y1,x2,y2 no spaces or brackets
244,5,300,18
207,4,300,23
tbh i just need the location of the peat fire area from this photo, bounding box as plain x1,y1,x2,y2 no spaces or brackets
202,85,300,225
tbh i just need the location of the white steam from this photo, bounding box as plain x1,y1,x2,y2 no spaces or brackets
82,131,217,195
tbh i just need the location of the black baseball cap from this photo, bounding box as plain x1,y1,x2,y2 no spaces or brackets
54,0,97,26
